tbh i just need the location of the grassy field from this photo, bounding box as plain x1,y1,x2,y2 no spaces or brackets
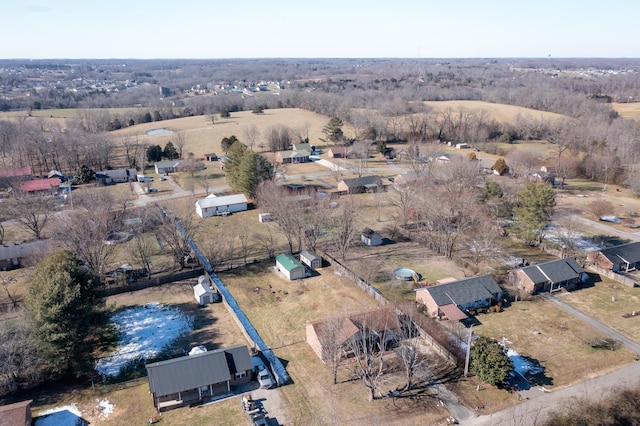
423,100,567,125
612,102,640,120
557,277,640,342
472,297,637,389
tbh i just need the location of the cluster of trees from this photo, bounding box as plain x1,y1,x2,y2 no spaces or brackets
0,251,108,395
224,137,274,198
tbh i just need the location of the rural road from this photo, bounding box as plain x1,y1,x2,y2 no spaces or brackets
574,215,640,242
462,359,640,426
461,292,640,425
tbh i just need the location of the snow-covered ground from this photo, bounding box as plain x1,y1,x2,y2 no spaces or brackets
96,303,194,377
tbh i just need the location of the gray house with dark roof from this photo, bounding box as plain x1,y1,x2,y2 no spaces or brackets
587,242,640,272
146,344,252,412
508,258,586,294
415,275,503,320
337,175,382,194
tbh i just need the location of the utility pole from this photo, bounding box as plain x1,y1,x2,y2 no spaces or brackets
464,325,474,377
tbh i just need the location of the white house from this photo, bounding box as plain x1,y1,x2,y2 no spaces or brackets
195,194,248,218
361,228,383,246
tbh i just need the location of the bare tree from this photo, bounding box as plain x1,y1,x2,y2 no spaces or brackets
315,315,349,385
344,309,397,401
173,131,187,159
331,196,359,259
7,193,56,240
0,316,42,395
154,201,201,269
394,302,428,391
506,149,540,180
255,224,277,260
238,227,252,265
243,124,259,151
0,276,18,310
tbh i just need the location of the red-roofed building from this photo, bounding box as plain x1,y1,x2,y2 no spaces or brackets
0,166,32,178
19,177,61,193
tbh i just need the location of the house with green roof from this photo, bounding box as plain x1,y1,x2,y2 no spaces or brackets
275,253,306,280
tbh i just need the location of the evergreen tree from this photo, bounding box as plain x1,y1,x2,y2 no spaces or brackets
323,117,344,144
163,141,179,160
146,144,162,162
225,140,274,198
25,251,107,378
73,164,95,184
513,182,556,245
471,337,513,386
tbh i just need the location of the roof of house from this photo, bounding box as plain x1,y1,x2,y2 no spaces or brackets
517,258,584,284
155,160,181,169
361,228,380,238
0,400,32,426
329,146,349,155
19,177,60,192
195,193,248,209
340,175,381,189
276,253,305,271
0,166,32,178
307,307,399,347
204,152,218,157
194,282,212,297
418,275,502,307
47,170,64,179
278,150,310,159
300,250,320,261
97,169,135,180
292,143,312,151
146,345,251,397
597,242,640,265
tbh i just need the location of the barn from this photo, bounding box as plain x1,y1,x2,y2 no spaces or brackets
276,253,306,280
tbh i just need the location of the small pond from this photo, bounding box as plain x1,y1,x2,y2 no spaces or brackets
146,128,174,135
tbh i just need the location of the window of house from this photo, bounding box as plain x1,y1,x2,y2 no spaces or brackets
235,371,247,379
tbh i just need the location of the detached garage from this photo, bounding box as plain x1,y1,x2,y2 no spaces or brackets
276,253,306,280
194,282,215,305
300,250,322,270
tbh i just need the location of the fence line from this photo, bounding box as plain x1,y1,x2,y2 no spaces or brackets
586,264,639,288
98,268,204,297
318,250,458,365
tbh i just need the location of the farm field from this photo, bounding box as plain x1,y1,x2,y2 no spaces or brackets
612,102,640,120
472,297,637,390
422,100,568,124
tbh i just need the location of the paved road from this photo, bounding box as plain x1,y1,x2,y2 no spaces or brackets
574,216,640,242
461,292,640,425
463,359,640,426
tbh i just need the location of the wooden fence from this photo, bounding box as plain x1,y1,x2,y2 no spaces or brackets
319,250,458,365
98,268,204,297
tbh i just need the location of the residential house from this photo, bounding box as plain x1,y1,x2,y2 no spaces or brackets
361,228,383,246
276,253,306,280
337,175,381,194
292,143,312,152
204,153,218,162
96,168,137,185
146,345,253,412
305,307,400,363
328,147,349,158
47,170,64,180
508,258,586,294
0,241,47,271
0,400,32,426
415,275,503,320
195,194,248,218
155,160,181,175
299,250,322,269
393,171,419,186
588,241,640,272
19,177,60,193
275,150,310,164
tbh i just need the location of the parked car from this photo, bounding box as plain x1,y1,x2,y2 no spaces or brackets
252,356,274,389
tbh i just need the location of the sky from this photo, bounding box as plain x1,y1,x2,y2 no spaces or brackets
2,0,639,59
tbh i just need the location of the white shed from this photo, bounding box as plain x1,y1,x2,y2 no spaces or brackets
299,250,322,269
195,193,248,218
194,282,215,305
361,228,383,246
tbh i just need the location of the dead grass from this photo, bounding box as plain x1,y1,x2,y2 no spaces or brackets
473,298,637,389
612,102,640,121
422,100,568,125
558,278,640,342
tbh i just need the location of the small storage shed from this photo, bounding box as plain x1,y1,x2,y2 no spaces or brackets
194,281,215,305
361,228,383,246
276,253,306,280
300,250,322,269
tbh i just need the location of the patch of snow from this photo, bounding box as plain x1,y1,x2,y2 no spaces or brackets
96,303,194,377
35,405,85,426
189,345,207,355
98,399,114,417
506,348,544,377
